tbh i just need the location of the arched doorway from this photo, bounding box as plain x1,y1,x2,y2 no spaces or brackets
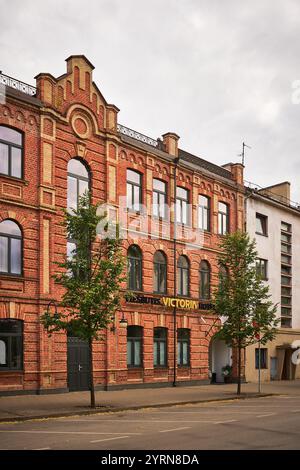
209,336,232,383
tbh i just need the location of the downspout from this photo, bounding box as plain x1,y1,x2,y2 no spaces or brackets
173,157,179,387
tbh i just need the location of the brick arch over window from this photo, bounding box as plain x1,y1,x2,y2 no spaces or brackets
0,302,26,320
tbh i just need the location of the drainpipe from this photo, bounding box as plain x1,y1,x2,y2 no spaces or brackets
173,157,179,387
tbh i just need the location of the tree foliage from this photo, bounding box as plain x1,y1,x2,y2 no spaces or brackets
41,192,126,341
213,231,279,349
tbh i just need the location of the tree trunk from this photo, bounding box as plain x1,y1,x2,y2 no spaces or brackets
237,344,241,395
89,338,96,408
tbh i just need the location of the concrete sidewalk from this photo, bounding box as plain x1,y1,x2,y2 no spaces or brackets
1,380,299,423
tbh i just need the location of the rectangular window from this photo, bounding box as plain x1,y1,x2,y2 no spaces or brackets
281,317,292,328
218,202,229,235
127,338,142,367
256,258,268,280
281,286,291,296
281,276,291,286
176,187,189,225
281,254,291,265
281,306,292,316
281,265,291,275
255,348,268,369
198,195,210,231
281,233,291,243
281,222,291,233
153,179,167,219
281,243,291,254
256,213,268,236
126,169,142,212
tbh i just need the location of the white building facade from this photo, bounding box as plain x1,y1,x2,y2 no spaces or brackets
246,182,300,382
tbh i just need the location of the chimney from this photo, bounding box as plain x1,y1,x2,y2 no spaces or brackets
223,162,244,185
162,132,180,157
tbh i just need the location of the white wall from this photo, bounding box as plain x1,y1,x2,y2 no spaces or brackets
246,196,300,329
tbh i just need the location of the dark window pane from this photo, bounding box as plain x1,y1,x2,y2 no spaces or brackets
154,341,158,366
0,127,22,146
11,336,22,368
0,236,8,272
0,319,22,334
10,238,21,274
11,147,22,178
0,143,9,175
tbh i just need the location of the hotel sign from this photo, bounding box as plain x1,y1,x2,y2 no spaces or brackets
126,294,214,311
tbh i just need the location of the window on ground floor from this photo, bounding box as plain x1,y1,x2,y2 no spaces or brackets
154,327,167,367
255,348,268,369
0,319,23,370
127,326,143,367
177,328,190,366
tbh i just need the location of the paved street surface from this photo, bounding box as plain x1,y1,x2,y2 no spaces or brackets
1,394,300,450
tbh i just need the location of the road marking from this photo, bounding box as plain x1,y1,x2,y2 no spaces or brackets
53,419,215,423
159,427,191,433
0,430,141,435
256,413,276,418
90,436,129,444
214,420,237,424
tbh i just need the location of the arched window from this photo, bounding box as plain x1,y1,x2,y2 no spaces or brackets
0,220,22,275
200,260,211,300
0,126,23,178
177,255,189,297
127,245,142,291
67,158,90,212
153,250,167,294
127,325,143,367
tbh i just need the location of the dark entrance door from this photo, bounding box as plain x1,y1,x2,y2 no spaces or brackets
67,336,91,391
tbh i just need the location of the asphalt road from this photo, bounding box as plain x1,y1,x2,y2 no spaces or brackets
1,395,300,450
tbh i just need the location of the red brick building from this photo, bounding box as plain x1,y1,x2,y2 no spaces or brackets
0,56,245,394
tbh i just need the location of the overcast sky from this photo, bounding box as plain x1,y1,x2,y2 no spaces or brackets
1,0,300,201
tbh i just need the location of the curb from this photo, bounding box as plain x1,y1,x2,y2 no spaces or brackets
0,393,277,424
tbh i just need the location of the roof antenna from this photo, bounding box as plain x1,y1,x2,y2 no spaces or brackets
238,142,251,166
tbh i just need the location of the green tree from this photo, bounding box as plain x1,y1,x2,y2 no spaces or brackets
213,231,278,395
41,193,126,408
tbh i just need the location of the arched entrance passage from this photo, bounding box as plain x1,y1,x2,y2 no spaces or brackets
209,336,232,383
